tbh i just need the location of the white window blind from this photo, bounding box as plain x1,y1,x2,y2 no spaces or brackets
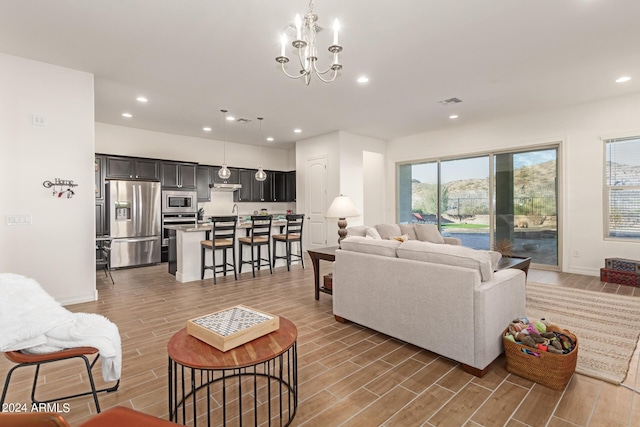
605,136,640,240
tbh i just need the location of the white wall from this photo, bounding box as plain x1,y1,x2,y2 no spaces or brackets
0,53,96,304
387,92,640,276
295,131,386,245
338,131,386,227
95,122,294,171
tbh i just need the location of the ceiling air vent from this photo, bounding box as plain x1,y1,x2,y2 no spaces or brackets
438,97,463,105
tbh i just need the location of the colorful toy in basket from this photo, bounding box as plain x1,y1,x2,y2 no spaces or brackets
505,317,575,355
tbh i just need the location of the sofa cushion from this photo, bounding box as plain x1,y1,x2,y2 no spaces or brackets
414,224,445,244
399,223,418,240
340,236,400,257
397,240,493,281
365,227,382,239
375,224,402,240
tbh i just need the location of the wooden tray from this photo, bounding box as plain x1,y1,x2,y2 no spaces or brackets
187,305,279,352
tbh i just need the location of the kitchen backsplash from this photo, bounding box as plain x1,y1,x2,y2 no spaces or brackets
198,191,295,217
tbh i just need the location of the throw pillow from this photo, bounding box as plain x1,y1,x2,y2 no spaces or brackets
488,250,502,270
414,224,445,244
346,226,368,238
389,234,410,242
375,224,402,240
365,227,382,239
399,223,418,240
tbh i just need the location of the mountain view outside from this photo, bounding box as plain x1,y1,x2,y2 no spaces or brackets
606,137,640,239
405,149,558,265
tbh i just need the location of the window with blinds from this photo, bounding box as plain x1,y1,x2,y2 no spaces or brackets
605,136,640,240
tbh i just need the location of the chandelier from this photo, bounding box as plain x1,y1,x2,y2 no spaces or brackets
276,0,343,85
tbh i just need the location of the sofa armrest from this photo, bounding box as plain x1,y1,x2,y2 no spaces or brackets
443,237,461,245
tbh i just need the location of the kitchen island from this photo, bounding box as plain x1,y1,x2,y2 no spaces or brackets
165,219,291,283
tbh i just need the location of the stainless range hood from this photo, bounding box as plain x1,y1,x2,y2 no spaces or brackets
210,182,242,192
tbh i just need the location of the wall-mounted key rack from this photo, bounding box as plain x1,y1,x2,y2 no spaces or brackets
43,178,78,198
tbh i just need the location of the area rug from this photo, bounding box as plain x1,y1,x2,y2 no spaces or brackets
526,282,640,384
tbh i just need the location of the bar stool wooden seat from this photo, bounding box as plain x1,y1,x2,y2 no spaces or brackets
200,215,238,284
238,215,273,277
1,347,120,414
272,214,305,271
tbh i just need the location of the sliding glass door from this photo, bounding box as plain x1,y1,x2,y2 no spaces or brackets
397,145,559,267
440,156,490,249
495,149,558,265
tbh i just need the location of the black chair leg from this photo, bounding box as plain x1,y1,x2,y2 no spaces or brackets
267,243,273,274
232,247,238,280
239,244,244,274
200,247,205,280
251,246,256,277
272,240,277,268
212,247,217,285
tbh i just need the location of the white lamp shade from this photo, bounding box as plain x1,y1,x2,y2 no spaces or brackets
325,195,360,218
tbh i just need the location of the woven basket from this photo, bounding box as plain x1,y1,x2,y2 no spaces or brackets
503,326,578,390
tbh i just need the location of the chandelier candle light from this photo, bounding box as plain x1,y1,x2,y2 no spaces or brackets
218,109,231,181
255,117,267,182
276,0,343,85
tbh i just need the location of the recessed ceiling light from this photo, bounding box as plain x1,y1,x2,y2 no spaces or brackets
266,137,274,142
122,113,132,118
136,96,148,103
616,76,631,83
294,129,302,133
357,76,369,84
226,116,235,121
203,127,212,132
449,114,459,119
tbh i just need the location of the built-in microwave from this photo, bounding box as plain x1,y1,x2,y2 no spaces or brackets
161,190,197,213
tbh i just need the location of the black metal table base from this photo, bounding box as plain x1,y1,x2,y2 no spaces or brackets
168,343,297,427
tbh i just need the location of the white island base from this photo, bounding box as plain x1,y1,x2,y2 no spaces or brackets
171,222,299,283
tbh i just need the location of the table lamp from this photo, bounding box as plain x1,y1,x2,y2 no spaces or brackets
325,194,360,245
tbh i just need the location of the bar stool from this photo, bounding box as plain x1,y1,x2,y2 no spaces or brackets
200,216,238,284
272,214,305,271
238,215,273,277
95,238,114,284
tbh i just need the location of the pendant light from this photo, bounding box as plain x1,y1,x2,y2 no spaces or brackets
218,109,231,181
255,117,267,182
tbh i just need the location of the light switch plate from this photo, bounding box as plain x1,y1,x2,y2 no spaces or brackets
32,114,47,127
6,214,32,225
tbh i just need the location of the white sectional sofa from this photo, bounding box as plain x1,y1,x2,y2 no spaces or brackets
333,223,526,376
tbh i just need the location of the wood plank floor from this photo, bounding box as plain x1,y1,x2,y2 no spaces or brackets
1,260,639,426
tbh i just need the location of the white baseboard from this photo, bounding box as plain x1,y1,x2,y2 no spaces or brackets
59,293,98,306
564,266,600,277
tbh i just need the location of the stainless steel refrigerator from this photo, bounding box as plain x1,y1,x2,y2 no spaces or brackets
107,180,161,268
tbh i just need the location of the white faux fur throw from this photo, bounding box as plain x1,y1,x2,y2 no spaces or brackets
0,273,122,382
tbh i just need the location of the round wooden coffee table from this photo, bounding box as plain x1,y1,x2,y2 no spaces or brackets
167,317,298,426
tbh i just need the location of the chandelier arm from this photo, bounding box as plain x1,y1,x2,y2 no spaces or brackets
314,68,339,83
312,61,339,76
279,62,307,80
296,46,311,74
